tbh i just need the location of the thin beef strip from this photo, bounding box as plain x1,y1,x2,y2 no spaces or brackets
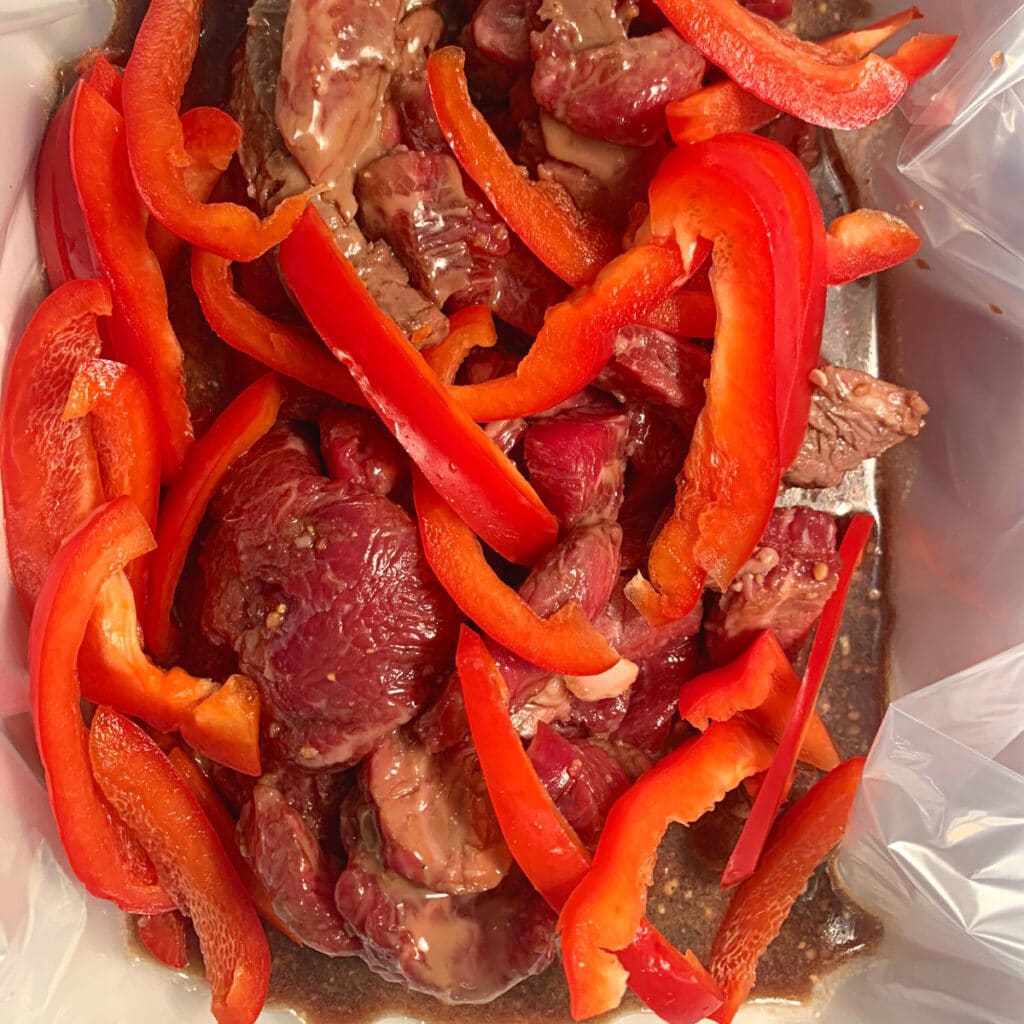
705,506,841,665
785,364,929,489
335,800,556,1003
363,727,511,895
201,424,458,769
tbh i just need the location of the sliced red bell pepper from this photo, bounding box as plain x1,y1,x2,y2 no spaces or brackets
28,496,173,913
655,0,955,130
721,513,874,888
190,247,366,407
167,748,304,946
279,206,557,566
449,240,686,422
143,373,285,663
0,279,107,611
148,106,242,273
68,78,193,479
638,287,718,339
626,138,789,625
86,54,124,109
423,304,498,385
456,628,725,1024
666,8,928,143
427,46,618,288
138,911,190,970
178,674,262,779
63,357,162,611
679,630,839,772
557,717,777,1020
710,756,866,1023
121,0,309,262
415,474,618,675
88,707,271,1024
826,209,921,285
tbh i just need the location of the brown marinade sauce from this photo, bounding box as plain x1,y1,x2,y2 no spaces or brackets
111,0,884,1018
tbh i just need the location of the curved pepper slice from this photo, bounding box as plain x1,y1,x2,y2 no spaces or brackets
427,46,618,288
637,289,718,339
415,474,618,676
138,911,190,969
666,8,929,143
89,707,271,1024
710,757,866,1023
655,0,955,131
0,279,106,611
167,748,304,946
826,209,920,285
423,304,498,385
456,628,725,1024
679,630,839,771
63,357,162,610
69,78,193,479
626,138,790,625
28,496,173,914
557,717,777,1020
144,373,285,663
121,0,310,262
279,206,557,566
721,513,873,887
449,240,686,422
190,248,366,406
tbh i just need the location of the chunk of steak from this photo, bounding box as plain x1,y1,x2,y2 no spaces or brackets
238,780,360,956
532,24,705,146
536,0,628,48
785,365,929,489
489,236,570,334
527,723,630,846
392,71,449,153
335,803,556,1002
473,0,537,69
705,506,841,665
364,728,511,895
319,407,407,497
201,425,458,769
523,404,629,529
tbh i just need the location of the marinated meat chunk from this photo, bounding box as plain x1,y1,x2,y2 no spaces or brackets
489,237,570,334
472,0,537,69
394,5,445,79
201,425,458,769
258,764,350,849
523,405,629,529
532,24,706,146
785,365,929,489
392,72,448,153
535,0,629,48
238,779,360,956
319,407,407,497
705,507,841,665
364,728,511,895
527,723,630,846
335,803,556,1003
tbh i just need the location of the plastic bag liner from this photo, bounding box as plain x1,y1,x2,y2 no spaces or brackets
1,1,1023,1021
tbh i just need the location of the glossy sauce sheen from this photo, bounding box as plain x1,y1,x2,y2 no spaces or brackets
110,0,883,1018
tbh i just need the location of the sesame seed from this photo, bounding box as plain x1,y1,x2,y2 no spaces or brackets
808,367,829,388
813,561,829,582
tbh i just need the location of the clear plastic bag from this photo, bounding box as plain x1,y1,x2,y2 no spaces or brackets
1,2,1023,1021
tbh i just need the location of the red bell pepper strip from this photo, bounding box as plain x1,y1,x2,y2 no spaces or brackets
69,78,192,480
28,496,173,914
167,748,304,946
666,8,927,143
638,288,718,339
148,106,242,273
558,717,778,1020
178,674,262,779
456,628,725,1024
88,707,271,1024
427,46,618,288
63,357,162,611
86,54,124,109
679,630,839,772
709,757,866,1023
138,911,190,970
121,0,310,263
143,373,285,663
190,247,366,407
626,138,789,625
721,513,874,888
449,240,686,422
0,279,107,611
415,474,618,675
826,209,921,285
279,206,557,566
654,0,955,130
423,304,498,385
